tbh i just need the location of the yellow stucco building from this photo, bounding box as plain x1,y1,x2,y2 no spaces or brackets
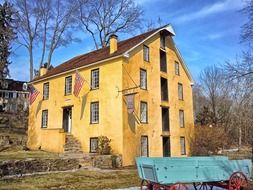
28,25,194,166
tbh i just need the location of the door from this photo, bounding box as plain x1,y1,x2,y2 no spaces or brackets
163,137,171,157
63,107,72,133
141,136,149,157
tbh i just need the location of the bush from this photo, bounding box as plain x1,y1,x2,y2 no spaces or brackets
190,125,228,156
97,136,112,155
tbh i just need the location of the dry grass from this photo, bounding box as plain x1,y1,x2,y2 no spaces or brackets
0,150,59,161
0,169,141,190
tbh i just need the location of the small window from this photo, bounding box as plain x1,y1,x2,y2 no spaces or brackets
161,77,168,101
140,101,148,123
9,92,13,98
141,136,149,157
90,102,99,124
143,45,149,62
41,110,48,128
5,92,9,98
91,69,99,89
180,137,186,155
179,110,184,128
90,137,98,153
0,91,3,97
43,82,49,100
160,35,166,49
175,61,180,76
178,83,183,100
13,92,17,99
140,69,147,90
65,76,72,95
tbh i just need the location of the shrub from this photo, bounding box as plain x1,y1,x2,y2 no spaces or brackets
97,136,112,155
190,125,228,156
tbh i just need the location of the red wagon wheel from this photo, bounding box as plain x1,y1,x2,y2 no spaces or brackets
170,183,188,190
229,172,248,190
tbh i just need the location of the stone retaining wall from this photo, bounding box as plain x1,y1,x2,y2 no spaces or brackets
0,158,80,177
0,154,122,177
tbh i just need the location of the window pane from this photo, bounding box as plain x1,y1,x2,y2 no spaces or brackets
140,102,147,123
143,45,149,62
175,62,180,75
42,110,48,128
91,102,99,123
65,76,72,95
141,136,148,157
140,69,147,89
179,110,184,128
43,83,49,100
91,69,99,89
180,137,186,155
178,83,183,100
90,138,98,153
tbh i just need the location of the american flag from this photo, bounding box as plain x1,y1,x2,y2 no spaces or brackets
29,85,40,105
74,70,84,97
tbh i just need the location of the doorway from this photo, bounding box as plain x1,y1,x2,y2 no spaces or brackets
63,107,72,133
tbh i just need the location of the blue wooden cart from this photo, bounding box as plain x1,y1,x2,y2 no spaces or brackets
136,157,252,190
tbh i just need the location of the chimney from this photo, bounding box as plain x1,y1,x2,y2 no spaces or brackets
109,34,118,54
39,63,48,77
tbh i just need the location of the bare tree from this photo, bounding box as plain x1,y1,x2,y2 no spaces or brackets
78,0,143,49
241,0,253,43
199,65,231,126
15,0,79,80
15,0,40,81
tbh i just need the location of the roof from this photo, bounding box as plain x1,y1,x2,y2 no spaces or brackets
0,79,28,91
32,24,193,83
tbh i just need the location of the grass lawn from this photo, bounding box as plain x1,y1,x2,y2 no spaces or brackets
0,169,141,190
0,150,59,162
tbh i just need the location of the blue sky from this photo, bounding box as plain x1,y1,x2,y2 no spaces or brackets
8,0,248,82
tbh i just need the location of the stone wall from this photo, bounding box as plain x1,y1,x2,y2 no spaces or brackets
0,158,80,177
0,154,122,177
0,111,28,129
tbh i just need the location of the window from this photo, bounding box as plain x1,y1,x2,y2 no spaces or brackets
178,83,183,100
179,110,185,128
161,78,168,101
175,61,180,76
65,76,72,95
163,137,171,157
4,92,9,98
160,35,166,49
90,102,99,123
140,101,148,123
8,92,13,98
90,137,98,153
13,92,17,99
0,91,3,97
41,110,48,128
91,69,99,89
180,137,186,155
141,136,149,157
160,50,167,72
140,69,147,90
143,45,149,62
43,82,49,100
162,108,169,131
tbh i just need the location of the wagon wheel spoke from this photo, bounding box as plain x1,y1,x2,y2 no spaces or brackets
229,172,248,190
170,182,188,190
193,182,213,190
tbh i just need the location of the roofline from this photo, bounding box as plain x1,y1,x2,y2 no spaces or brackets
125,25,176,55
174,46,194,84
124,24,194,84
30,55,122,84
